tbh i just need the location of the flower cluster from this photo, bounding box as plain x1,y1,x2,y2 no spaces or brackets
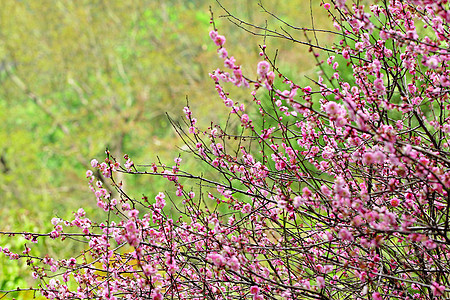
1,0,450,299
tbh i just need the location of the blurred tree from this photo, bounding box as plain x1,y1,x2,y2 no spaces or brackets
0,0,331,296
0,0,330,222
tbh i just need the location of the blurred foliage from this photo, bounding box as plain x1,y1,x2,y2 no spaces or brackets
0,0,332,297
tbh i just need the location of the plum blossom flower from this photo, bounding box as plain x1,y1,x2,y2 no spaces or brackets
227,256,240,271
224,56,236,69
373,150,386,164
209,30,217,40
390,197,400,207
242,203,252,213
426,56,439,69
335,0,346,8
151,291,163,300
372,292,382,300
155,192,166,209
324,101,342,118
214,35,226,47
374,78,386,95
342,49,350,59
293,196,303,208
217,47,228,59
250,285,260,295
91,159,98,168
210,30,226,47
207,253,225,267
339,228,354,241
316,276,325,289
431,281,446,296
266,71,275,87
51,218,62,226
128,209,139,219
241,114,250,124
327,56,335,65
362,152,375,165
257,61,271,78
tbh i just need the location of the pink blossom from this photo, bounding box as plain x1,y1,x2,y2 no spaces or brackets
207,253,225,267
321,185,331,196
407,83,417,95
335,0,346,8
257,61,271,78
90,159,98,168
128,209,139,219
293,196,302,208
372,292,382,300
327,56,335,65
152,292,163,300
51,218,62,226
217,47,228,59
316,276,325,289
426,56,439,69
266,71,275,86
302,186,312,198
335,116,347,127
362,152,375,165
213,34,226,47
224,56,236,69
342,49,350,59
241,114,250,124
250,285,260,295
324,101,341,117
338,228,354,241
209,30,217,40
373,150,385,164
233,68,243,85
333,21,341,30
384,48,392,57
154,192,166,209
373,78,386,95
227,256,240,271
390,198,400,207
431,281,446,296
242,203,252,213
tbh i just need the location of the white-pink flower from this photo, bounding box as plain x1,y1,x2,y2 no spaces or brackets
91,159,98,168
316,276,325,289
324,101,341,118
250,285,260,295
374,78,386,95
257,61,271,78
431,282,446,296
227,256,240,271
338,228,354,241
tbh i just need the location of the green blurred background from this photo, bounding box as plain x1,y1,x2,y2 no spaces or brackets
0,0,331,297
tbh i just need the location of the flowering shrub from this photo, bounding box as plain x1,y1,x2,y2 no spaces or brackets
2,0,450,299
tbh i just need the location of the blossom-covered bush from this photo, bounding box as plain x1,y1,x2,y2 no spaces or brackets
2,0,450,299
